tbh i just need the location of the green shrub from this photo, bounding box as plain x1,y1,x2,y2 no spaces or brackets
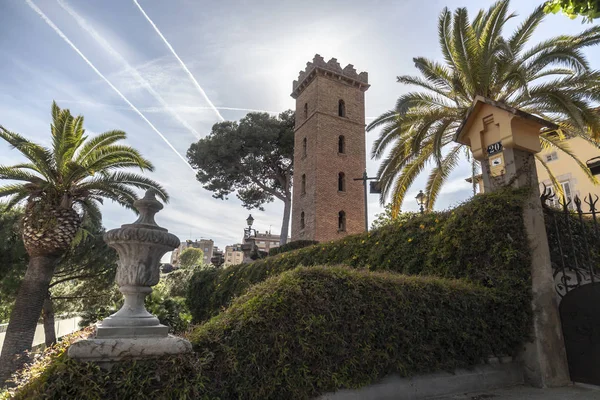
3,328,209,400
188,189,532,322
8,266,531,400
268,240,319,256
161,268,195,298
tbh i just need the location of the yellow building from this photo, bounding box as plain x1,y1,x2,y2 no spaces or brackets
536,136,600,209
224,244,244,267
468,136,600,208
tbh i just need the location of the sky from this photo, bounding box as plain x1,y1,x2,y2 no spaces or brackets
0,0,598,255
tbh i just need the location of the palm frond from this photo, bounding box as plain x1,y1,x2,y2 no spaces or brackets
0,127,56,181
508,4,545,55
425,144,462,209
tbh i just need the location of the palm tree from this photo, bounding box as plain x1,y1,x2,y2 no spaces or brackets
368,0,600,214
0,102,168,382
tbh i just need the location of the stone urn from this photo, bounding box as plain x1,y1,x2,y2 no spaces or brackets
97,190,179,338
69,190,191,363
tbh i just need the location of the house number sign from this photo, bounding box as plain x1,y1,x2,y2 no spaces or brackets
487,141,503,156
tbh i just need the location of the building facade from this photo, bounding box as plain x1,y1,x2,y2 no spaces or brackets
290,54,370,242
536,136,600,209
170,239,214,267
243,231,282,253
224,244,244,267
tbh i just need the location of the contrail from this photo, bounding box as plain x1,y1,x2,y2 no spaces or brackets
56,100,281,115
57,0,201,140
143,106,281,115
132,0,225,122
26,0,195,173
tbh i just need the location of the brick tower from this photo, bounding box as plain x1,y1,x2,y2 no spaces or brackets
290,54,370,242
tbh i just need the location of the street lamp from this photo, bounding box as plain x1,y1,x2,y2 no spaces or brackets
415,190,426,214
244,214,257,239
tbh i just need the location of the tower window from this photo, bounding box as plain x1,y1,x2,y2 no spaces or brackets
304,103,308,119
302,137,307,158
338,211,346,232
338,99,346,117
338,172,346,192
301,174,306,195
300,211,305,230
338,135,345,154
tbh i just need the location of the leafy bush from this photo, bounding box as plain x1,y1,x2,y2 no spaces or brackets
161,268,195,298
2,328,208,400
188,189,532,322
268,240,319,256
146,291,191,334
179,248,204,269
7,266,531,400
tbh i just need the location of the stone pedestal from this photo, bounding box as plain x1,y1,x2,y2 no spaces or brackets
68,336,191,366
69,190,191,363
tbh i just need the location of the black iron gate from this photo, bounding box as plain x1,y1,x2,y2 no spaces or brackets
542,187,600,385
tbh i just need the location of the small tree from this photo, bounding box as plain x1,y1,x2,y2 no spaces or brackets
0,102,167,381
187,111,294,245
179,248,204,269
0,211,119,346
0,208,27,323
371,203,419,230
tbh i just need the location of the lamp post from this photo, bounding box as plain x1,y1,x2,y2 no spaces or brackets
242,214,259,263
415,190,426,214
353,170,381,232
245,214,256,238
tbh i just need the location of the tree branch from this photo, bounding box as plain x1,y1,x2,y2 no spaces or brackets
49,274,104,287
51,294,108,300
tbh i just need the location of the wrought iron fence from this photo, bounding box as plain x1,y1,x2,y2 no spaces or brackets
541,185,600,298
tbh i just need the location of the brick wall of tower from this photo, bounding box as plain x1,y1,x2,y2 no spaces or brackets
291,60,368,242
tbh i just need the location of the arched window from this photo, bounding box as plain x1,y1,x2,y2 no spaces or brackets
302,137,307,157
338,211,346,232
304,103,308,119
301,174,306,195
300,211,305,230
338,135,345,154
338,99,346,117
338,172,346,192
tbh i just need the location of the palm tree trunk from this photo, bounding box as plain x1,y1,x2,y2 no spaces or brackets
0,255,59,384
42,294,57,347
279,195,291,245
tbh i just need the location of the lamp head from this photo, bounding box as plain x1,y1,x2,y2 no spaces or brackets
415,190,426,206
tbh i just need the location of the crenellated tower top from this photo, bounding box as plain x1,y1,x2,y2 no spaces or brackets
291,54,369,98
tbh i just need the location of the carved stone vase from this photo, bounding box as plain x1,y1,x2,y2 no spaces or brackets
69,190,191,364
97,190,180,338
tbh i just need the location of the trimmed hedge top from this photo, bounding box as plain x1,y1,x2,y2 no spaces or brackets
188,189,532,322
268,239,318,256
9,266,532,400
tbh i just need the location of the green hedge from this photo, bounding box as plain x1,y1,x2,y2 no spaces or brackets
268,239,318,256
3,329,208,400
9,266,531,400
188,189,532,322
